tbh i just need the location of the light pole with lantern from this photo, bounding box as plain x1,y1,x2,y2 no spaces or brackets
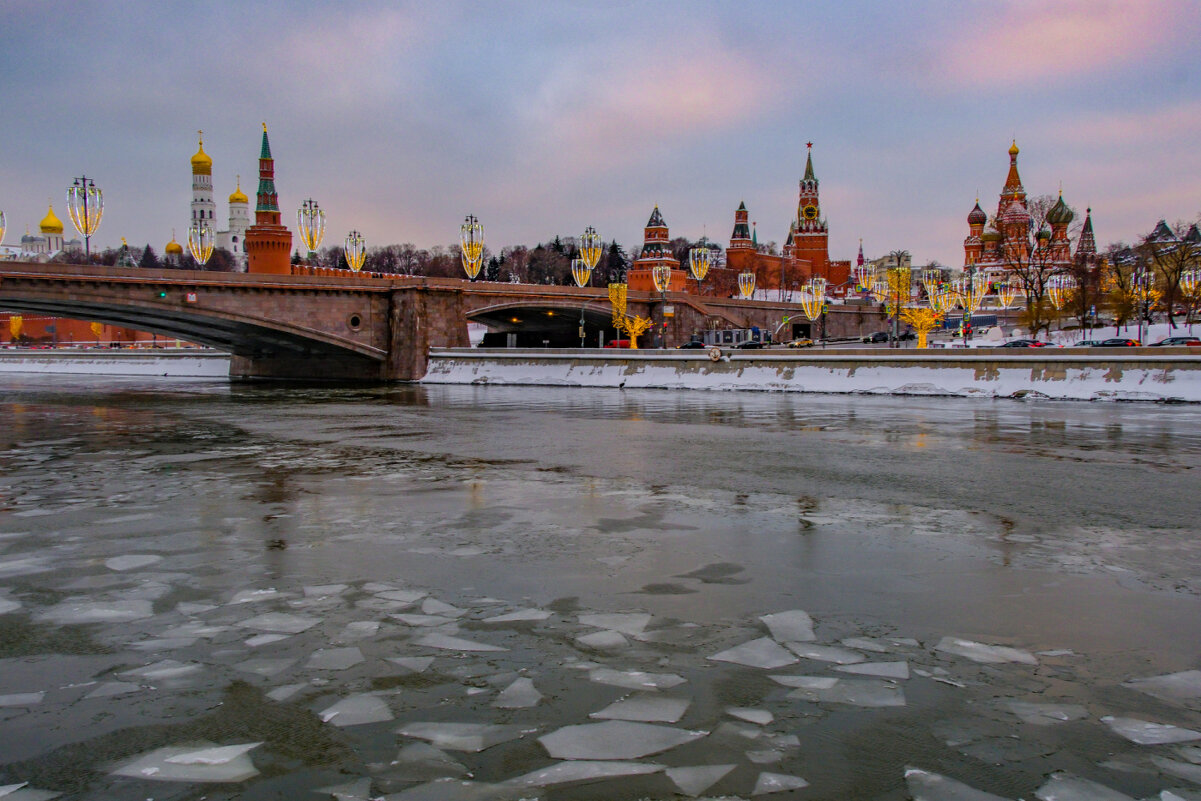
344,230,366,272
67,175,103,261
297,199,326,262
461,215,484,281
651,263,672,348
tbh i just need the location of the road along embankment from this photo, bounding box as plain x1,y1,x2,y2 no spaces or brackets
0,349,231,378
422,346,1201,402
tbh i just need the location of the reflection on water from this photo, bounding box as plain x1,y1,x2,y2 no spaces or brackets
1,376,1200,800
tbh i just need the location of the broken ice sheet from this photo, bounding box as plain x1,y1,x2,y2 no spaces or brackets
413,633,507,652
493,677,542,709
319,694,394,727
0,783,61,801
539,720,706,760
110,742,262,783
753,771,810,795
0,693,44,707
590,694,689,723
578,612,651,636
104,554,162,571
1034,772,1136,801
784,643,864,664
1004,700,1088,726
234,657,296,677
390,742,470,780
36,598,153,624
935,637,1037,665
588,668,687,691
375,588,428,604
237,612,319,633
118,659,202,681
1152,756,1201,785
840,636,892,653
835,661,910,679
337,621,380,640
665,764,735,796
314,777,373,800
904,767,1013,800
84,682,141,699
306,647,365,670
1102,716,1201,745
759,610,815,642
303,584,348,597
397,722,529,752
266,683,307,702
228,588,284,604
708,637,798,669
389,656,436,673
747,749,785,764
480,608,551,624
422,598,466,617
0,598,21,615
379,777,530,801
785,677,906,707
392,613,460,627
245,633,291,647
575,630,629,651
505,760,664,788
1124,670,1201,707
727,707,773,725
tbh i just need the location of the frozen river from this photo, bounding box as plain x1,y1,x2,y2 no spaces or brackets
1,377,1201,800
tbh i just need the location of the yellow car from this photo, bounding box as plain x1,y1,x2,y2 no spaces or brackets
786,338,815,348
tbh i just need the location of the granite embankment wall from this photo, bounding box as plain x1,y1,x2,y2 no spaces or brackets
0,349,231,378
422,347,1201,402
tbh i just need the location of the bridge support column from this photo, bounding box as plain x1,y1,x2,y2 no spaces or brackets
229,352,383,381
385,287,470,381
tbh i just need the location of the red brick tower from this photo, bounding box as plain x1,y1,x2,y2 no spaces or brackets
245,124,293,275
790,143,830,279
728,201,753,250
627,206,687,292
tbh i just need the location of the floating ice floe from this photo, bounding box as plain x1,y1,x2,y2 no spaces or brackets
245,633,291,647
1152,756,1201,784
397,722,530,752
752,771,809,795
0,598,20,615
578,612,652,637
84,681,141,699
118,659,202,681
314,777,373,800
423,598,467,617
708,637,798,670
1033,772,1136,801
0,692,44,707
588,668,686,691
376,589,428,603
1004,700,1088,726
177,602,217,615
904,767,1013,800
36,598,154,624
379,777,530,800
337,621,380,640
234,657,296,676
575,630,629,651
746,749,784,764
506,760,664,788
760,610,815,642
237,612,320,634
539,720,706,760
480,608,552,624
306,647,365,670
835,661,910,679
784,677,906,707
727,707,773,726
160,621,231,639
392,613,460,627
1124,670,1201,707
266,683,307,702
110,742,262,783
1101,716,1201,745
303,584,349,597
935,637,1037,665
390,656,436,673
413,633,507,652
590,694,689,723
104,554,162,571
319,693,394,727
665,764,735,796
841,637,892,653
493,677,542,709
0,782,61,801
784,643,864,664
228,588,284,604
391,741,470,780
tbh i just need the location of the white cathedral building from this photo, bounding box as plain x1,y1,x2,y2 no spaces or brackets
185,132,250,270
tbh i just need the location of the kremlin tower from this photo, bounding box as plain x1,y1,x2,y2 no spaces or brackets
191,132,216,229
626,206,688,292
244,124,292,275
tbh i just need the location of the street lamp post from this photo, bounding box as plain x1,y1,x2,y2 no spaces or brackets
738,271,756,300
460,215,484,281
297,199,326,262
688,239,713,295
571,257,593,348
651,263,672,348
344,231,366,273
67,175,103,261
955,267,986,344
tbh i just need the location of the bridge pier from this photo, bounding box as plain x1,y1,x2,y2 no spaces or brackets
229,352,384,381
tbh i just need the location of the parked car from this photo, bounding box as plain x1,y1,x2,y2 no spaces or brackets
1072,340,1105,347
1097,337,1141,347
862,331,890,343
603,339,631,349
676,340,706,349
997,339,1048,348
735,340,767,350
786,338,815,348
1150,336,1201,346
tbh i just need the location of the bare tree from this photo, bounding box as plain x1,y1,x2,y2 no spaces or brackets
1142,220,1200,329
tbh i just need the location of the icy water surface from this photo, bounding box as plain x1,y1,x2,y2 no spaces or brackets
1,376,1201,800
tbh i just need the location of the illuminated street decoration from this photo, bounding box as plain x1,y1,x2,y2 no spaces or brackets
67,175,103,260
0,210,6,247
853,262,877,295
571,257,592,288
998,276,1022,308
580,226,602,272
799,277,826,322
460,214,484,280
651,263,672,293
297,199,326,259
738,271,756,299
1047,273,1076,310
344,230,366,272
187,222,214,267
608,282,653,349
688,240,713,292
921,268,943,298
9,315,22,341
954,271,987,315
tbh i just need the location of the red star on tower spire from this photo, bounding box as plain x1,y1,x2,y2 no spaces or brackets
806,141,813,149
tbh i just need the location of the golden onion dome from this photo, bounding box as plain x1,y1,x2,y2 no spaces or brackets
191,130,213,175
1008,139,1020,157
165,232,184,255
228,176,249,205
39,204,64,234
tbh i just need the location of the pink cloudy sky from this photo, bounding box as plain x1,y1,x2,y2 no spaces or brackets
2,1,1200,267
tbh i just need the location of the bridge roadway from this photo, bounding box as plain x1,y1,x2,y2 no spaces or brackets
0,261,864,381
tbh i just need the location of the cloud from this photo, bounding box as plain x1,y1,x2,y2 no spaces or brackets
935,0,1199,89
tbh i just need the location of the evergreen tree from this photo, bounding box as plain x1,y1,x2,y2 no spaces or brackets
139,245,159,270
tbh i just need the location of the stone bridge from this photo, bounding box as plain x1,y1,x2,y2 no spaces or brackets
0,261,902,380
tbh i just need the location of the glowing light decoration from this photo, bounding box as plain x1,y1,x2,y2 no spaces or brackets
954,271,987,315
9,315,22,341
799,277,827,322
998,276,1021,308
580,226,602,271
0,210,6,247
921,268,943,297
1182,267,1199,297
900,306,944,349
460,214,484,280
297,199,326,258
651,263,672,293
571,257,592,288
67,175,103,260
90,322,103,341
928,286,956,313
1047,273,1076,310
187,222,214,267
688,240,713,292
853,262,876,295
344,230,366,272
607,282,652,349
738,271,756,299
